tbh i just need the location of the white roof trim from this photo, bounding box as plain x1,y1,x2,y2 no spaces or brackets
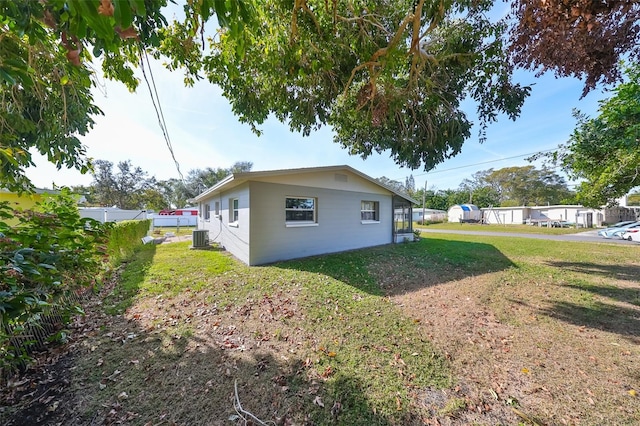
192,165,418,204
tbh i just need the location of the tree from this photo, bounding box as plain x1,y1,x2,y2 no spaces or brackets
551,64,640,207
198,1,530,171
376,176,406,194
1,0,530,192
462,166,574,206
4,0,638,194
0,0,252,192
509,1,640,96
91,160,157,209
0,1,100,192
404,175,416,198
459,170,501,207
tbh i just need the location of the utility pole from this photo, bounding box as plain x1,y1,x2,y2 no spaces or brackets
422,180,427,225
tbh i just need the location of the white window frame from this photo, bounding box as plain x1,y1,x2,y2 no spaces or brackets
285,196,318,227
203,203,210,220
361,200,380,224
229,198,239,226
214,201,220,217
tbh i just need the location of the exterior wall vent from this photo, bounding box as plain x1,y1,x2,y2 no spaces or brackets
192,230,209,248
334,173,348,182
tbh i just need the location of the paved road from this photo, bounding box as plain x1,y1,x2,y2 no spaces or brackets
419,228,639,245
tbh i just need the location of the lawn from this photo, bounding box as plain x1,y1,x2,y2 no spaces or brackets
2,234,639,425
418,222,589,235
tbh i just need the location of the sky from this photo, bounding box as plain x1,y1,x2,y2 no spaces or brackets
26,11,606,194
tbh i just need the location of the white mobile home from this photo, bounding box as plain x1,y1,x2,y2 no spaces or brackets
447,204,481,223
480,205,604,227
193,165,417,265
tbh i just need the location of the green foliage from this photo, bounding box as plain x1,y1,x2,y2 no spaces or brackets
0,189,110,372
0,0,253,192
106,219,151,265
460,166,574,206
91,159,159,209
201,0,529,171
553,64,640,207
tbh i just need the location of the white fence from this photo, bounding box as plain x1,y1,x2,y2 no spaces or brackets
152,215,197,227
80,208,149,223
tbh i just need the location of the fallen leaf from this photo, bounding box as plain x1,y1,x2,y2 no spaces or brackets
327,351,336,357
628,389,637,397
313,396,325,407
521,368,530,374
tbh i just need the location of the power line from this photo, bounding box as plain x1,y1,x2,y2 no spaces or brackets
392,148,558,181
139,48,184,181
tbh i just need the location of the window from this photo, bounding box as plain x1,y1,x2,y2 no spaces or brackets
361,201,379,222
214,201,220,216
203,203,210,220
229,198,239,223
285,197,316,223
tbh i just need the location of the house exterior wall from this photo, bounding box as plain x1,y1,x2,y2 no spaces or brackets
248,181,392,265
197,183,251,265
0,191,49,225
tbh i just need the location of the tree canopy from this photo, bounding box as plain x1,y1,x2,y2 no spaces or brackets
551,64,640,207
459,166,575,206
2,0,638,193
509,0,640,97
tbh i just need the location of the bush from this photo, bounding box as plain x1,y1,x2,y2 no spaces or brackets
0,191,149,375
0,190,112,374
106,219,151,265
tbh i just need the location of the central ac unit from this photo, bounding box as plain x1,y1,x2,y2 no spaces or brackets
192,230,209,248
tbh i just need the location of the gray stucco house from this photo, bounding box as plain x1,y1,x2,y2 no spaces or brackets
193,165,417,265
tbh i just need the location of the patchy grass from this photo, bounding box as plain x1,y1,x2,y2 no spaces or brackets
391,234,640,425
66,242,451,425
420,222,588,234
3,235,639,425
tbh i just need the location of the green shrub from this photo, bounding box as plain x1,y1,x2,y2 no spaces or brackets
0,192,148,374
106,219,151,265
1,190,112,373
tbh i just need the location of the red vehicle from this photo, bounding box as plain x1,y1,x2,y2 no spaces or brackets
158,208,197,216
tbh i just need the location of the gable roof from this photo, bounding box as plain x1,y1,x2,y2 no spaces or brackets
192,165,418,204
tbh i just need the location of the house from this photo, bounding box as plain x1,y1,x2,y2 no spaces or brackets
447,204,481,223
0,188,60,225
193,165,417,265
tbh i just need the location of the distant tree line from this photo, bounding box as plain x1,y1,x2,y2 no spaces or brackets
381,165,577,210
70,161,253,210
74,160,577,211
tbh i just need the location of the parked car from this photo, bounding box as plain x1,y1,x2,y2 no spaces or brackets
620,226,640,242
612,222,640,239
598,221,640,238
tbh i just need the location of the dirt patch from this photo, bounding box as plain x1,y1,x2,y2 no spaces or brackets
385,270,640,425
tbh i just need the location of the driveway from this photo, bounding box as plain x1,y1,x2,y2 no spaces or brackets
419,228,638,244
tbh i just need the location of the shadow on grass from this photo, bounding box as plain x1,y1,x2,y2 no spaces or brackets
2,303,400,425
536,300,640,343
277,238,514,296
104,243,157,315
544,261,640,284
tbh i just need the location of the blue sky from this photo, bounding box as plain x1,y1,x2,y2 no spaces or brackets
27,16,605,193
